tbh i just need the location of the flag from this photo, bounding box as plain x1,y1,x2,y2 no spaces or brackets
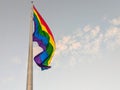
33,6,56,70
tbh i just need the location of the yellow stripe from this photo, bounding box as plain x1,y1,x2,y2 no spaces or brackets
48,50,55,65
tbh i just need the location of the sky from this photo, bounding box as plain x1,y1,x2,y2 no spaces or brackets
0,0,120,90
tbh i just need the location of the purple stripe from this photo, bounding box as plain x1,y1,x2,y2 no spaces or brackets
34,54,42,66
33,36,46,50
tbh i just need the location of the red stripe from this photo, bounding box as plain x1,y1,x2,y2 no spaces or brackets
33,6,55,42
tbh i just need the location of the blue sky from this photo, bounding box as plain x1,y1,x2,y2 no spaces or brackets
0,0,120,90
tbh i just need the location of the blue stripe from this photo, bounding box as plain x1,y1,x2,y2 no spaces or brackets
39,51,49,63
33,31,48,46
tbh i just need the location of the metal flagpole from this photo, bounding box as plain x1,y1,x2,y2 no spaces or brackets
26,1,33,90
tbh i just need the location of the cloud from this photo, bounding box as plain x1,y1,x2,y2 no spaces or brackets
56,21,120,57
55,25,103,56
104,26,120,49
69,42,81,50
54,17,120,67
110,17,120,25
83,25,91,32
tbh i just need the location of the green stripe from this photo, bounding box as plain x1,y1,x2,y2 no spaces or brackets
43,44,54,65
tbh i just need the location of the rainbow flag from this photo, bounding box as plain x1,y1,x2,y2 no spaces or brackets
33,6,56,70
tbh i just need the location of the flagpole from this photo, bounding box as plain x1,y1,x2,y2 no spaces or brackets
26,1,33,90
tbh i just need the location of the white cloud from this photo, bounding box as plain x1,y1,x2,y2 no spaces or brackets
105,27,120,38
83,25,91,32
91,26,100,37
54,19,120,68
69,42,81,50
56,24,120,57
83,33,103,54
55,39,68,56
62,36,71,44
110,17,120,25
82,25,101,43
104,26,120,49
